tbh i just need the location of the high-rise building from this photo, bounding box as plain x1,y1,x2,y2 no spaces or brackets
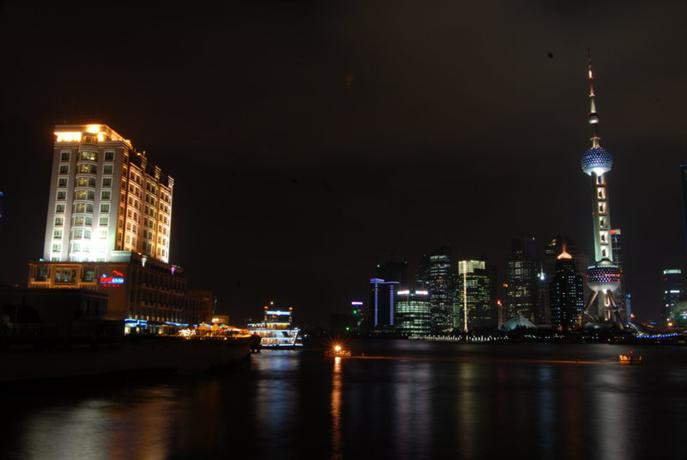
27,124,212,327
579,53,624,328
680,165,687,247
395,289,431,336
549,247,584,331
610,229,626,317
45,124,173,264
369,278,399,329
456,259,493,332
662,268,684,325
506,237,539,322
416,247,455,334
541,236,588,324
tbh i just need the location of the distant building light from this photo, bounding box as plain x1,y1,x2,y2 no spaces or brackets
414,290,429,295
397,290,410,295
351,301,363,306
265,310,291,316
663,269,682,275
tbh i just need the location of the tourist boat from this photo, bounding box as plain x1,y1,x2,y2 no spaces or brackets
619,351,643,365
324,343,351,358
247,304,303,349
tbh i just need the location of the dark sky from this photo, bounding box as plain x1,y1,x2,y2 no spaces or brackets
1,0,686,325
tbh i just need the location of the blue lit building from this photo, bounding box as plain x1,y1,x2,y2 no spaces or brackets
369,278,399,329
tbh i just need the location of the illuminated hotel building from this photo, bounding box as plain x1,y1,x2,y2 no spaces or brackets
456,259,494,332
579,53,625,328
44,124,173,264
28,124,213,326
395,289,431,336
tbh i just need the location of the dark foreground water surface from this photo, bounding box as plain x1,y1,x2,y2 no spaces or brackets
2,341,687,460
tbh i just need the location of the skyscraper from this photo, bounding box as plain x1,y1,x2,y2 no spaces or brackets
662,268,684,325
395,289,431,336
579,53,624,328
549,247,584,331
369,278,399,329
456,259,494,332
610,229,626,317
506,237,539,322
45,124,173,263
680,165,687,247
416,247,455,334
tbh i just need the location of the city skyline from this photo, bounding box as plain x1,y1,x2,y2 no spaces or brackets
1,1,687,326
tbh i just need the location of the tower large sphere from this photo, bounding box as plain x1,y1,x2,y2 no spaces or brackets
581,146,613,176
586,263,621,293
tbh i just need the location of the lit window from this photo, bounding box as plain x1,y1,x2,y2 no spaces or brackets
53,230,62,239
79,164,96,174
99,217,108,226
99,229,108,239
52,243,61,253
80,151,97,161
55,217,64,226
100,204,110,213
56,204,65,213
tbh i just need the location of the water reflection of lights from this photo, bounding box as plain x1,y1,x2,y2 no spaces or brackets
22,388,176,459
331,356,343,460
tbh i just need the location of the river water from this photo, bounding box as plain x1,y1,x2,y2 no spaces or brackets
1,341,686,459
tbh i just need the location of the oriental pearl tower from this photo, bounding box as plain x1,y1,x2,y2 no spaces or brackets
580,51,625,329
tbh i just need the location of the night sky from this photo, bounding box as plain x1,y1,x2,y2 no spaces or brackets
1,1,686,326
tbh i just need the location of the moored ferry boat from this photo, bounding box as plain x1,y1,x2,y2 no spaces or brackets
247,303,303,349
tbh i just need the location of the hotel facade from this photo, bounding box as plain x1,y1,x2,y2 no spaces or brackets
28,124,212,326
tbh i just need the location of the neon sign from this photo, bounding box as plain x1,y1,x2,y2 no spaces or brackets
100,270,125,286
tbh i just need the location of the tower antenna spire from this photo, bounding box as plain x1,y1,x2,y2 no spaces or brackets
588,48,601,148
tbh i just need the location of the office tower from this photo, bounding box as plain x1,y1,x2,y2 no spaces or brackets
506,237,539,322
662,268,684,325
579,53,624,328
610,229,626,317
28,124,211,327
456,259,493,332
416,247,455,334
681,165,687,247
369,278,399,329
45,124,173,264
541,236,588,322
395,289,431,336
549,247,584,331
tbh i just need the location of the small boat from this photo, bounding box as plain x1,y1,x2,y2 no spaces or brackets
325,344,351,358
619,351,643,365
